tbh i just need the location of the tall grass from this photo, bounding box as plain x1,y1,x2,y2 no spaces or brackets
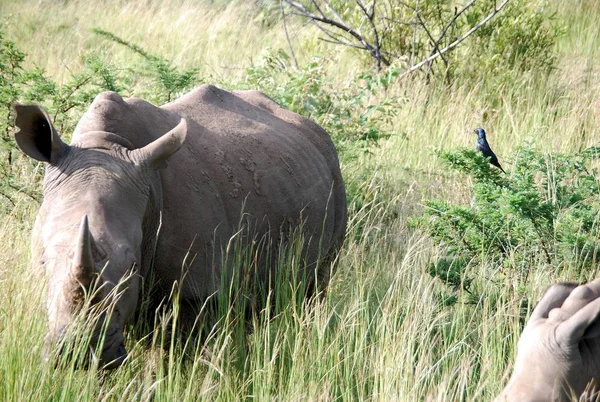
3,198,523,401
1,0,600,401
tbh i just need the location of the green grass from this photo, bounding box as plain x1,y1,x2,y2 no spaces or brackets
1,0,600,401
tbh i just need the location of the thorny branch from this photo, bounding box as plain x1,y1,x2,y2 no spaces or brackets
280,0,511,77
425,0,476,79
410,0,419,66
283,0,390,70
280,0,299,69
400,0,510,79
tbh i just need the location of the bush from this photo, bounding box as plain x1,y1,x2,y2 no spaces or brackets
413,146,600,303
92,29,200,104
461,0,564,83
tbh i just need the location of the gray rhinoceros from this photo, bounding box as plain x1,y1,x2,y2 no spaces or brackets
14,84,347,368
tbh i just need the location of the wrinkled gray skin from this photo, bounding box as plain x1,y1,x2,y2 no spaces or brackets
14,85,347,369
496,280,600,401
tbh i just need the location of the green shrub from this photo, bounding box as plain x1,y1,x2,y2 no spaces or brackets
413,146,600,302
413,0,563,85
461,0,564,83
92,28,200,104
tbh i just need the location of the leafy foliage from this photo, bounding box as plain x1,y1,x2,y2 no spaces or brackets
414,147,600,302
93,28,200,104
463,0,564,83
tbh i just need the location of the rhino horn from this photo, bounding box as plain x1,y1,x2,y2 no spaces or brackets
71,215,97,289
131,118,187,170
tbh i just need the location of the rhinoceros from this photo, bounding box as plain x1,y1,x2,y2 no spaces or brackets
14,84,347,368
496,280,600,401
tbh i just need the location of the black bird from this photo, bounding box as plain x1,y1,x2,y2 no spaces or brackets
474,128,505,173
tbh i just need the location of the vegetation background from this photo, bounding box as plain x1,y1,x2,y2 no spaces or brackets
1,0,599,400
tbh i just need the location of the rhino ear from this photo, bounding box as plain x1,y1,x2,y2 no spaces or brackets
13,104,68,163
132,118,187,170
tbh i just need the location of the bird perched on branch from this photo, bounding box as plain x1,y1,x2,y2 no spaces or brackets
474,128,505,173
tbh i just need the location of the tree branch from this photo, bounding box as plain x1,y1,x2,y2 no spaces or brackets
410,0,420,66
425,0,476,77
282,0,390,69
280,0,299,69
357,0,383,70
283,0,509,75
416,13,448,68
400,0,510,79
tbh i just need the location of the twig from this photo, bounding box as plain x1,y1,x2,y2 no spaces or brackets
425,0,476,78
381,16,417,27
530,216,553,265
52,75,93,122
280,1,299,69
323,0,347,26
400,0,510,79
397,1,416,12
416,13,448,69
0,188,16,207
318,37,369,51
357,0,383,71
5,182,40,202
433,0,476,55
309,19,367,49
410,0,420,66
309,0,326,19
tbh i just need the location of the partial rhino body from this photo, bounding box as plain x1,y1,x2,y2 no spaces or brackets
14,84,347,368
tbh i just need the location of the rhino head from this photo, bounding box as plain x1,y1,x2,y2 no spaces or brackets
14,103,186,369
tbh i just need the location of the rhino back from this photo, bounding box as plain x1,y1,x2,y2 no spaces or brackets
154,85,345,298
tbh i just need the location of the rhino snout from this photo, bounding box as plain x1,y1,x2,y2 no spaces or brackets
44,324,128,370
101,342,128,369
95,324,128,370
